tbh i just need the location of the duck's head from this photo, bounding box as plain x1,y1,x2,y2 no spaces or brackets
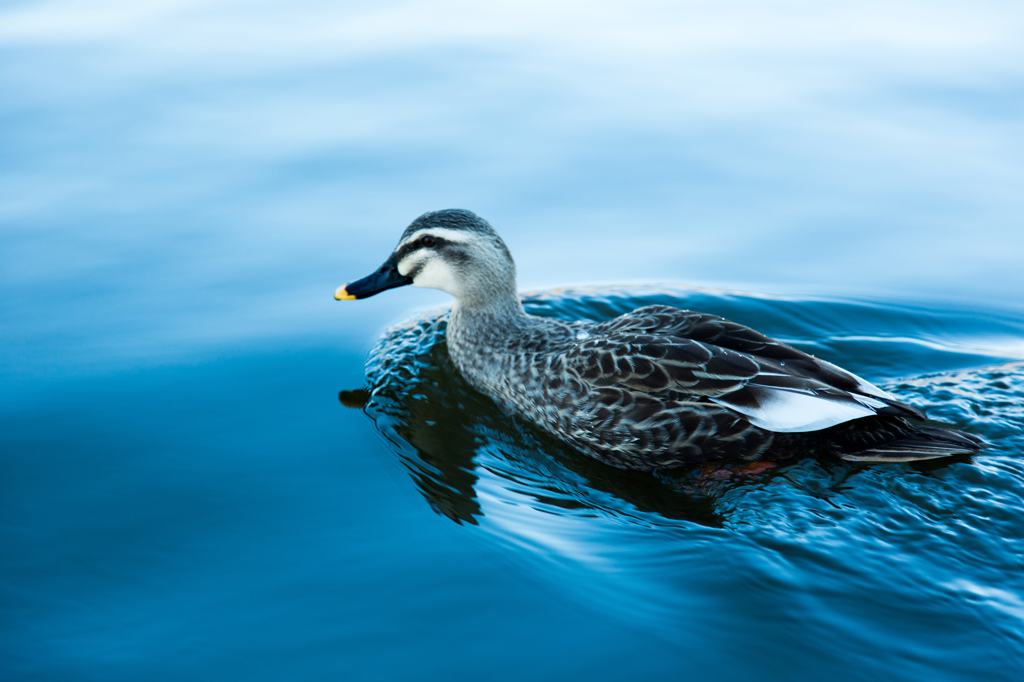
335,209,518,307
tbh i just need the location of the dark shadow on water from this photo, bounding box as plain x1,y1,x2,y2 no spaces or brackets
338,345,734,528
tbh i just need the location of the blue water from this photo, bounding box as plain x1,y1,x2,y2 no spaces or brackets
3,2,1024,680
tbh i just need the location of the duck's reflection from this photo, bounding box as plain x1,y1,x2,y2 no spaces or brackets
340,364,484,525
339,314,735,528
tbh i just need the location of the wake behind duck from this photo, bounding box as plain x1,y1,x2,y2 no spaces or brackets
335,209,982,471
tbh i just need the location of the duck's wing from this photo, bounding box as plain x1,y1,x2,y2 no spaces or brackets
597,305,910,401
568,306,923,433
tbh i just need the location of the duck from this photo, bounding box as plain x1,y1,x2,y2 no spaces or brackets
335,209,983,471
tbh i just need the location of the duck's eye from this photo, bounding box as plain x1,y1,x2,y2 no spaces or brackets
420,235,436,247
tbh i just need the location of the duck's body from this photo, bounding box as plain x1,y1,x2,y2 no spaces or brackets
337,209,982,471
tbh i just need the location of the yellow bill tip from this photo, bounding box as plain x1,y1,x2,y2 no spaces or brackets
334,284,356,301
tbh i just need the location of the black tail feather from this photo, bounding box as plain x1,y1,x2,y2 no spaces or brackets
841,424,985,462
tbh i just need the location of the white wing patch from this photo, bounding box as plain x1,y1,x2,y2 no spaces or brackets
712,386,879,433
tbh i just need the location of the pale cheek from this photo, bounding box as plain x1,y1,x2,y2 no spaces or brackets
397,258,416,277
411,260,459,295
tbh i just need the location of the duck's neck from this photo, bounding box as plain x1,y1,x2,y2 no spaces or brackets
449,292,531,344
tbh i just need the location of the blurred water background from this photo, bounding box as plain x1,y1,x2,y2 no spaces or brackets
2,1,1023,680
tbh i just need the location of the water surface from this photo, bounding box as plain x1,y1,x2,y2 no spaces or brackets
3,1,1024,680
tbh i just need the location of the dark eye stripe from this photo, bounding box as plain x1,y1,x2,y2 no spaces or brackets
396,234,443,262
